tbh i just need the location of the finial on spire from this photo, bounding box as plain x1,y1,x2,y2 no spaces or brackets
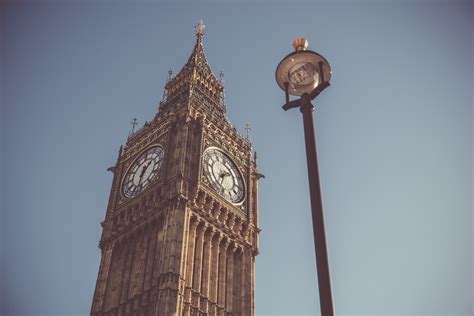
163,69,173,100
245,123,251,141
130,118,138,134
195,19,205,37
219,70,226,106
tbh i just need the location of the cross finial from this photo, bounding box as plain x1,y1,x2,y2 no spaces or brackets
195,19,205,36
245,123,251,141
130,118,138,133
168,68,173,80
219,70,224,81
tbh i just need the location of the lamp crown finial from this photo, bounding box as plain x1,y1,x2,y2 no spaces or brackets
292,37,308,51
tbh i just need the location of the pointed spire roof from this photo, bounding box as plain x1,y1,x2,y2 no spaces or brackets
164,20,224,106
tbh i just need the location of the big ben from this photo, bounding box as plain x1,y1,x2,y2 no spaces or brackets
91,21,262,316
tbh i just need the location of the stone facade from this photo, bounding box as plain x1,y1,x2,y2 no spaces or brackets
91,23,261,316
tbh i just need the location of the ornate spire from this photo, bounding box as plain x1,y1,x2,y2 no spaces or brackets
163,20,224,109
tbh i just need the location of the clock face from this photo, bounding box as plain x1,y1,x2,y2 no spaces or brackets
203,147,245,204
122,146,165,198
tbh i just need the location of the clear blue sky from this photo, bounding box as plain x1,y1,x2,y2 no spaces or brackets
2,1,472,315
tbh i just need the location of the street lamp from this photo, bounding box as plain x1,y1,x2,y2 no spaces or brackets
275,38,334,316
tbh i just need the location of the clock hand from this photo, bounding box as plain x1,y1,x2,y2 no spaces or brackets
219,172,226,194
139,161,152,180
135,163,150,193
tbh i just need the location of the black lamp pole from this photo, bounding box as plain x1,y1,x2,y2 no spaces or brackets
286,84,334,316
276,38,334,316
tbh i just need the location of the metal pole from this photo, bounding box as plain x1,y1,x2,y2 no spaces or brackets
300,93,335,316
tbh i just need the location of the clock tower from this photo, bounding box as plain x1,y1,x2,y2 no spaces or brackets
91,21,261,316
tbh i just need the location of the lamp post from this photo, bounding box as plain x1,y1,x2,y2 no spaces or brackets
275,38,334,316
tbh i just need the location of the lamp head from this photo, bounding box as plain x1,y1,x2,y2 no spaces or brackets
276,38,332,96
